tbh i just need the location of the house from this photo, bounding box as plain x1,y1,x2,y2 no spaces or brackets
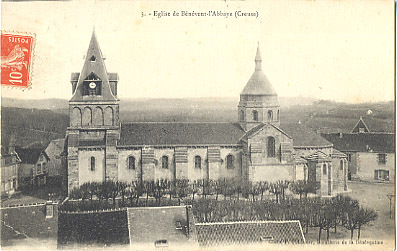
126,206,198,248
195,220,305,246
44,138,67,189
1,143,20,196
65,31,348,197
321,117,395,182
15,146,50,187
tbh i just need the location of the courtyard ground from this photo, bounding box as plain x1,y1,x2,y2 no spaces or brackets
304,180,395,245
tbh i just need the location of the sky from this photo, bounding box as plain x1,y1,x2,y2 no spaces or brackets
1,0,394,103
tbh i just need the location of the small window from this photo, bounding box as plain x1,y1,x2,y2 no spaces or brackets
340,160,343,171
346,153,352,162
128,156,135,170
378,153,386,165
277,110,280,121
268,110,273,122
323,164,327,175
90,55,96,62
162,156,169,169
195,156,201,169
239,110,245,121
260,236,273,242
226,155,234,169
42,162,47,171
252,110,258,121
267,137,275,158
37,164,41,173
375,169,389,181
155,239,168,248
90,157,95,171
175,221,183,230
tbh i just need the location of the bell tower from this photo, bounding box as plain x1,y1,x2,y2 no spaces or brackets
66,30,120,194
238,44,280,131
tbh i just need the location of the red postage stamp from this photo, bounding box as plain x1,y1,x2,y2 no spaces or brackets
1,33,35,88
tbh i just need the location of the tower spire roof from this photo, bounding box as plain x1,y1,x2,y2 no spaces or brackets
69,30,117,102
240,44,276,96
255,43,262,71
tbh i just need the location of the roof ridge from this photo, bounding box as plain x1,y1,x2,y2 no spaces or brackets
122,121,235,124
195,220,301,225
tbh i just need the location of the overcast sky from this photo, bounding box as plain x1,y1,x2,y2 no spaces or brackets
1,0,394,103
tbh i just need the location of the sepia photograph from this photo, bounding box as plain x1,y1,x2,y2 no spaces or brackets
0,0,395,250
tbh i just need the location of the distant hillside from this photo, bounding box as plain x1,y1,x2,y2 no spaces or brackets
1,107,68,150
2,96,315,112
2,97,69,111
1,98,393,149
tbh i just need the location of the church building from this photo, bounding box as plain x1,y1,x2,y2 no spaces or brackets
66,31,349,197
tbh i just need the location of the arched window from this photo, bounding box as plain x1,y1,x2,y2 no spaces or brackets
128,156,136,170
90,157,95,171
267,137,275,157
162,156,169,169
268,110,273,122
71,107,82,127
104,106,114,126
82,107,92,126
93,107,104,126
239,110,245,121
226,155,234,169
252,110,258,121
277,110,280,121
323,164,327,175
340,160,343,171
195,156,202,169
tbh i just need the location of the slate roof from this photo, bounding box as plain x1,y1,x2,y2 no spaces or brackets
119,122,245,146
241,123,291,141
195,220,305,246
321,133,395,153
241,46,277,96
119,121,334,148
331,149,347,158
126,206,197,245
70,30,117,102
280,123,332,147
294,155,308,164
304,151,332,162
15,147,49,164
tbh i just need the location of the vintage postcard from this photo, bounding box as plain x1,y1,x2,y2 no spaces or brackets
0,1,394,250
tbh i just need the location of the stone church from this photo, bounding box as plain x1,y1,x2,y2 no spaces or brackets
66,31,349,197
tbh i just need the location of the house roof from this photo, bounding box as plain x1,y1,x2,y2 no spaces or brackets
351,117,370,133
119,122,245,146
280,123,332,147
45,138,66,156
240,46,277,96
126,206,196,245
331,149,347,159
304,151,332,162
294,155,308,164
195,220,305,246
321,133,395,153
15,147,49,164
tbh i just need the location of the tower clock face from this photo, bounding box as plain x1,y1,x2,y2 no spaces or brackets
89,82,96,89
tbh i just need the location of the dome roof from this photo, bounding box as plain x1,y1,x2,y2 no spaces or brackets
240,46,277,96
